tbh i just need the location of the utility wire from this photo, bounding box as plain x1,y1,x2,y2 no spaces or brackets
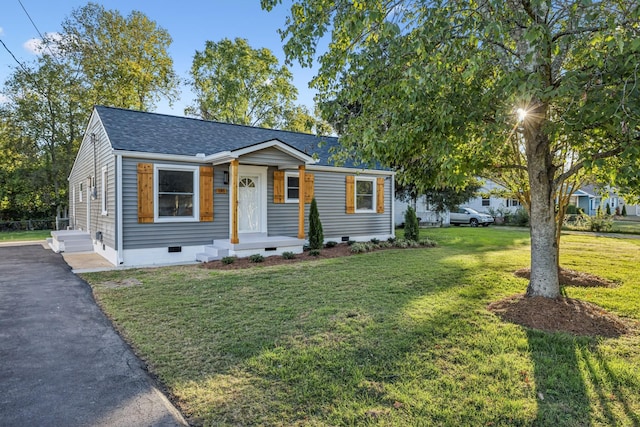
18,0,60,61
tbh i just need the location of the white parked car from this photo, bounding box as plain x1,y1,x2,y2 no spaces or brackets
450,207,494,227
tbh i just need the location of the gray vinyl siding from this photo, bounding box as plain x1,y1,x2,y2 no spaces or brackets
68,113,116,248
267,168,393,238
121,158,229,250
240,147,304,166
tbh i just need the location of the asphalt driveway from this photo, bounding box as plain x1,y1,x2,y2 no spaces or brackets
0,244,187,426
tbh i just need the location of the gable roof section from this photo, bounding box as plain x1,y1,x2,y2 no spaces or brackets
95,105,341,167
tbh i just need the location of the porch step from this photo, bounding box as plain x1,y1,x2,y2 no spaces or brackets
196,245,229,262
49,230,93,253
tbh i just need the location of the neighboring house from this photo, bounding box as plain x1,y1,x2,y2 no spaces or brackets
394,179,521,226
55,106,395,267
570,185,640,216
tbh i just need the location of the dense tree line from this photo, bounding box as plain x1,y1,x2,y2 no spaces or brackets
0,2,326,221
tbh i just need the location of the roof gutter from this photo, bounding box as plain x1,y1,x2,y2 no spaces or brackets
113,149,234,164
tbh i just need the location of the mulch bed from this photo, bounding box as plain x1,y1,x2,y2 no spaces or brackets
201,243,356,270
489,267,630,337
488,294,630,338
513,267,617,288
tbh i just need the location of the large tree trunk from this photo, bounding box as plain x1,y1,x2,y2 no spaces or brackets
523,103,560,298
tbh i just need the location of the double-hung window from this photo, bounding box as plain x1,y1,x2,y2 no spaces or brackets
355,177,375,212
285,172,299,203
156,165,199,221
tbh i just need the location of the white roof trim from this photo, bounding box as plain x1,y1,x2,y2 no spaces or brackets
231,139,317,164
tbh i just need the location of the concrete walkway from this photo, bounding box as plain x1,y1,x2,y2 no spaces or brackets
0,243,187,426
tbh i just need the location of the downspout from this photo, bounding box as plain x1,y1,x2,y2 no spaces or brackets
116,153,124,265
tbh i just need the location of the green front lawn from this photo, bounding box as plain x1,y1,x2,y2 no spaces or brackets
0,230,51,242
83,228,640,426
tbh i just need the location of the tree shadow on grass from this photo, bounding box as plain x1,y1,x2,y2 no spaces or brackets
527,329,640,426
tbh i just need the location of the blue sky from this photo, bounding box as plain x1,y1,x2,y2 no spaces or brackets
0,0,320,116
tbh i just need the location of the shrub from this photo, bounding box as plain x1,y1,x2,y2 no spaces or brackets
350,242,369,253
221,256,236,265
282,251,296,259
309,249,321,256
370,238,380,244
622,205,627,216
325,241,338,248
404,206,420,241
347,240,356,246
387,236,396,244
248,254,264,263
566,204,578,215
419,238,437,247
308,198,324,250
605,203,611,215
507,208,529,227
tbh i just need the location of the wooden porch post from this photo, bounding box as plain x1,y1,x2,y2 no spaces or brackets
230,160,239,244
298,165,306,239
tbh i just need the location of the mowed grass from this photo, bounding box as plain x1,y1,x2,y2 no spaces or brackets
83,228,640,426
0,230,51,241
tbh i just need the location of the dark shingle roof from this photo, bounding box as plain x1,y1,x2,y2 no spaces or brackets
96,106,343,167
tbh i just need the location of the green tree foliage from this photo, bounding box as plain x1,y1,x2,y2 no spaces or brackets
404,206,419,242
59,2,178,110
308,197,324,250
1,55,87,219
263,0,640,299
187,37,299,128
622,205,627,216
605,203,611,215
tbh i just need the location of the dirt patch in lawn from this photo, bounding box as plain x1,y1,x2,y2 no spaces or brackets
201,243,360,270
488,294,631,338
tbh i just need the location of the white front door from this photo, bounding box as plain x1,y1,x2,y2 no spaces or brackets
236,166,268,234
239,175,260,232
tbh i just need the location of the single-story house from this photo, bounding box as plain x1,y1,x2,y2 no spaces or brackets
54,106,395,267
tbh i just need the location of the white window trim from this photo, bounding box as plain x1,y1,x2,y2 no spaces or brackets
355,176,376,213
101,166,108,216
285,171,300,203
154,164,200,223
79,183,83,203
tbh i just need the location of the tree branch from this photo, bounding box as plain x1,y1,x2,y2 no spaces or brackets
554,146,624,186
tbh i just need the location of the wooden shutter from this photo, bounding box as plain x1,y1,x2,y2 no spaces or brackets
274,170,285,203
304,173,314,204
137,163,154,223
200,166,214,222
346,175,355,214
376,177,385,214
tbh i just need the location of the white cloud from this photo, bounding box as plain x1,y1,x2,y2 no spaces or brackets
23,32,64,55
0,27,4,36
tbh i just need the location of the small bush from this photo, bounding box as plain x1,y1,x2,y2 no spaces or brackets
622,205,627,216
325,241,337,248
395,239,409,248
347,240,356,246
221,256,236,265
566,204,578,215
404,206,420,241
605,203,611,215
282,251,296,259
350,242,369,253
379,241,393,248
308,198,324,250
248,254,264,263
507,208,529,227
309,249,321,256
370,238,380,244
387,236,396,243
419,238,437,247
589,214,613,232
